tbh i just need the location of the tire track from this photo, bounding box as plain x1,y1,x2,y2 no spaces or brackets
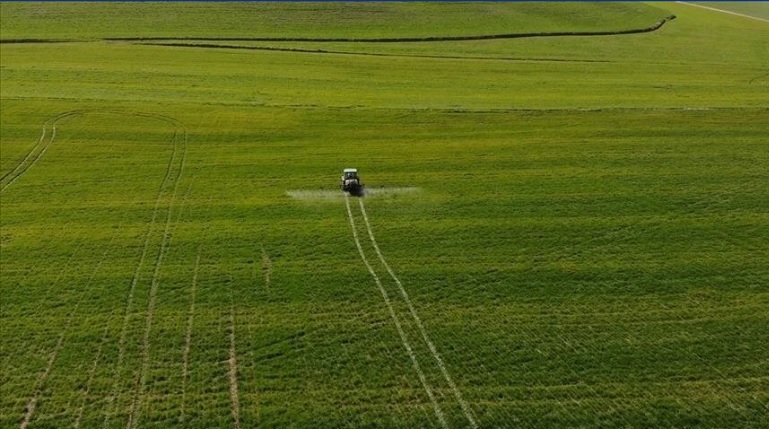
16,159,139,428
66,246,123,427
19,246,113,428
125,122,188,429
357,198,478,428
97,112,187,429
73,311,114,429
344,195,448,429
179,247,202,424
1,111,80,193
228,306,241,429
19,327,67,429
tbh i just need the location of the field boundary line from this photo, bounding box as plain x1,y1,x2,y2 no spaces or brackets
180,247,202,423
676,2,769,24
106,15,675,43
358,199,478,428
345,195,448,429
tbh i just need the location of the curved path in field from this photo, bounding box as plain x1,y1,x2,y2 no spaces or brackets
10,110,188,429
677,2,769,24
0,110,80,193
0,110,186,193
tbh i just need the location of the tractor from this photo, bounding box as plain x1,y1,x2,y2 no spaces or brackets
340,168,365,196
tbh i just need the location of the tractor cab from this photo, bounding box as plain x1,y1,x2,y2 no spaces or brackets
340,168,364,196
342,168,359,181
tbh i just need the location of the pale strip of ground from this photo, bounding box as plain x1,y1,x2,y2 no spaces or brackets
344,194,448,429
228,306,241,429
677,2,769,24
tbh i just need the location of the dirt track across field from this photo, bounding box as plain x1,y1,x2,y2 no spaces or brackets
677,2,769,24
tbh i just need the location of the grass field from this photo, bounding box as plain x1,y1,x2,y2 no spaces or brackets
1,2,768,428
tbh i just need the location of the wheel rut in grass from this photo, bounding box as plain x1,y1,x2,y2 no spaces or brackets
344,195,477,428
19,329,66,429
179,247,202,424
1,110,80,193
14,128,152,428
74,311,113,429
125,134,189,429
344,195,447,428
62,111,188,429
228,306,241,429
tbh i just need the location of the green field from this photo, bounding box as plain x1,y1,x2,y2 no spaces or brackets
1,2,768,428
